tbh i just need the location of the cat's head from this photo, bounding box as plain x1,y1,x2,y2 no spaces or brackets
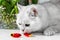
16,4,42,33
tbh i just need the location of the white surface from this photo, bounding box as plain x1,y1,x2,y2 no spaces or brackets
0,29,60,40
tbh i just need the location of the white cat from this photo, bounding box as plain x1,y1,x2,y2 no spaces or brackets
16,1,60,36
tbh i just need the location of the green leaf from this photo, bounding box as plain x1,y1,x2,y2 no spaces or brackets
10,0,19,6
1,1,5,6
10,8,15,14
0,0,2,5
32,0,38,4
14,5,18,14
0,0,5,5
4,2,12,13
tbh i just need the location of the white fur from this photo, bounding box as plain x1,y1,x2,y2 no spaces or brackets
16,4,43,33
38,0,60,4
16,2,60,35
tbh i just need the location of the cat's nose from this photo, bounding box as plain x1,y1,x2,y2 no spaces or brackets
22,29,24,31
25,24,30,27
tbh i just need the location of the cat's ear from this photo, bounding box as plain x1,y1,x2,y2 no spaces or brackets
31,7,38,17
17,3,23,11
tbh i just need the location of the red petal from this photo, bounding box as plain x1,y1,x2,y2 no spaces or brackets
24,32,31,37
11,33,21,38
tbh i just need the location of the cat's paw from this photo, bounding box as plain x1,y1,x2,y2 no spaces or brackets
44,28,58,36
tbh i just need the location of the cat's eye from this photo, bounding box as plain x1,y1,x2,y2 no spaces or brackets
31,15,34,16
19,23,22,25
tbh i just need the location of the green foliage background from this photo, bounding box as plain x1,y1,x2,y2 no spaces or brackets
18,0,38,6
0,0,19,29
0,0,19,24
0,0,38,29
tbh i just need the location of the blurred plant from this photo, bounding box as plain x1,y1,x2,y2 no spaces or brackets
18,0,38,6
0,0,20,25
0,0,38,24
0,0,38,29
32,0,38,4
